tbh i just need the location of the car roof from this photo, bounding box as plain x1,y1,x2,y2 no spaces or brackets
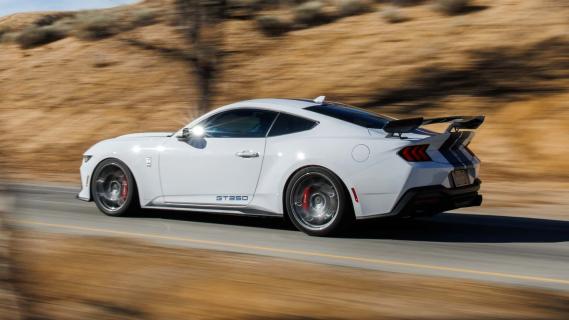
228,98,318,113
186,98,384,135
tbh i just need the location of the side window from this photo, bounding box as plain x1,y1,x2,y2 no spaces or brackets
199,109,277,138
268,113,317,137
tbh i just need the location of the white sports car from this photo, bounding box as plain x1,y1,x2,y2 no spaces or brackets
78,97,484,236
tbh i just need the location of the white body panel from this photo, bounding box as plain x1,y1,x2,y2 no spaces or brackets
79,99,481,218
158,137,266,206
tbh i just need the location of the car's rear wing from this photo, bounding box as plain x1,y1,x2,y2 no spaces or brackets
384,116,485,137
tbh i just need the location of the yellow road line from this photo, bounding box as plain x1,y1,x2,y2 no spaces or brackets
15,219,569,286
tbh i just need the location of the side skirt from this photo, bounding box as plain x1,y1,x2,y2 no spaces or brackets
144,203,282,218
76,194,90,202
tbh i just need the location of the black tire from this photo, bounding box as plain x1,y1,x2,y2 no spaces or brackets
91,158,140,217
285,166,353,236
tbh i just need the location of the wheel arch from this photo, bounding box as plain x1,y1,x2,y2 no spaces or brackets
281,165,357,220
89,157,141,204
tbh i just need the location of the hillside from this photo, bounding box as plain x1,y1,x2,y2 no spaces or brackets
0,0,568,215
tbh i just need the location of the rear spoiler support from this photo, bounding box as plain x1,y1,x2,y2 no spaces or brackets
384,116,485,138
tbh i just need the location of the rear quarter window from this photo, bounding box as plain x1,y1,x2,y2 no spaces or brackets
268,113,317,137
305,103,389,129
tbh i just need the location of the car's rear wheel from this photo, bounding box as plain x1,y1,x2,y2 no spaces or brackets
91,158,139,217
285,167,352,236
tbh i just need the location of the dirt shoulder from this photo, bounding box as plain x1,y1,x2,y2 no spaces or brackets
10,232,569,320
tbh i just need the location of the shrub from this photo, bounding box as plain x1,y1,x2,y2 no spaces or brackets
227,0,261,11
381,6,408,23
0,26,11,41
227,0,266,19
337,0,373,17
33,13,74,27
74,12,121,40
434,0,469,15
15,25,68,49
52,17,76,29
256,15,291,36
390,0,425,6
293,1,328,25
132,8,158,27
92,54,116,68
0,30,19,44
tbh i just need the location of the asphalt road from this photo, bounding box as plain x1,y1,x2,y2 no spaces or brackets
6,184,569,291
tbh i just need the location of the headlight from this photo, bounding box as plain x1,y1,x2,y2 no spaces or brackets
83,155,93,163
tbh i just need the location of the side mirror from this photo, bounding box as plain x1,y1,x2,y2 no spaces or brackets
176,128,191,141
176,126,205,141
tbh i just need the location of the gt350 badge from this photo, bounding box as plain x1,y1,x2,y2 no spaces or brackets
216,195,248,201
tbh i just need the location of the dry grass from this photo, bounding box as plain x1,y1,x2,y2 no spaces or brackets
0,0,568,214
12,233,569,319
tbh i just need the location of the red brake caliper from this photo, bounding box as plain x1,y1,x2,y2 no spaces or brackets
120,177,128,201
301,186,311,209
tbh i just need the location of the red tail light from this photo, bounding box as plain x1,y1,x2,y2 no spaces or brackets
399,144,431,162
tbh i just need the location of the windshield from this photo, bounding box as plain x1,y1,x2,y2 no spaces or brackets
305,103,390,129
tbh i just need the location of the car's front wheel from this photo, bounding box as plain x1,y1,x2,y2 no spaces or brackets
91,158,139,217
285,166,353,236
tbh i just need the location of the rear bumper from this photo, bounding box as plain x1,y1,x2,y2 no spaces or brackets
359,179,482,219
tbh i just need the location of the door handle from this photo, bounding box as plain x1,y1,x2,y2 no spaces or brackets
235,150,259,158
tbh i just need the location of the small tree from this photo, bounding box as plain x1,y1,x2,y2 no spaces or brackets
175,0,227,115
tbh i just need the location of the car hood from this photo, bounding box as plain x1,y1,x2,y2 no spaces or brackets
114,132,173,140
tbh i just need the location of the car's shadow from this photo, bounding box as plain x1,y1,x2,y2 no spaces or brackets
134,209,569,244
136,209,294,231
343,213,569,243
